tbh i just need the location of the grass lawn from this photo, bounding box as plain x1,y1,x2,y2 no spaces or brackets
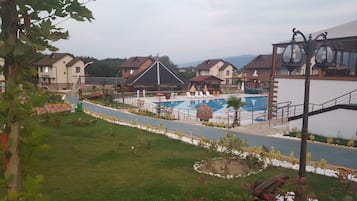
10,112,355,201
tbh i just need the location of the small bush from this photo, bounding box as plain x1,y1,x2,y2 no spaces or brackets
326,137,334,144
296,132,302,138
289,152,298,165
308,134,315,141
347,139,355,147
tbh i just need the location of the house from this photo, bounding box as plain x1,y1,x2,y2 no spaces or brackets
34,53,88,90
269,20,357,139
121,56,154,80
196,59,237,85
125,59,186,91
243,54,283,90
189,75,223,95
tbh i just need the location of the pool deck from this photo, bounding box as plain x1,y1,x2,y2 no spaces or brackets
140,92,265,103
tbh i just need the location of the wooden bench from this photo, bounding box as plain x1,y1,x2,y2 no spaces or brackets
252,174,290,200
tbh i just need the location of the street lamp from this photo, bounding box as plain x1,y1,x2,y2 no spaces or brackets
282,28,334,199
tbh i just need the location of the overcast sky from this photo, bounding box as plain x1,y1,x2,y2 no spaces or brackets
54,0,357,64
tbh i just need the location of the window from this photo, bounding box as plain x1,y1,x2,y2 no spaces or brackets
40,67,43,73
336,51,357,75
226,70,230,76
76,67,80,73
44,67,49,73
130,69,134,74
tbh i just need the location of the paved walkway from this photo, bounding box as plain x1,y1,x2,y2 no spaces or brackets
77,99,357,169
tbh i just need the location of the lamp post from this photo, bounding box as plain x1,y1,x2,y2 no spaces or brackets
282,28,334,199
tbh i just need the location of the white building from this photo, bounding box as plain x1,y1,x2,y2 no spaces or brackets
269,20,357,139
34,53,88,90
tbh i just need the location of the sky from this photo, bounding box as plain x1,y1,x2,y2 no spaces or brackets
54,0,357,64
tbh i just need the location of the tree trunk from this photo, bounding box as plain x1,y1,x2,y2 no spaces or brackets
233,110,238,127
7,121,21,192
1,0,22,192
5,63,22,193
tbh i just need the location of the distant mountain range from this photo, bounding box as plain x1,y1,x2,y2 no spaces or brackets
178,55,256,69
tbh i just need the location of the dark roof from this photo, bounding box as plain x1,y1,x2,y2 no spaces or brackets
219,62,237,71
244,54,283,69
189,75,223,82
66,57,83,67
276,20,357,45
125,61,186,86
197,59,222,70
197,59,236,71
121,56,154,68
34,53,74,66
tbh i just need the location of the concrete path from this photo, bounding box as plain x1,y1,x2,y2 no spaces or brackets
79,100,357,169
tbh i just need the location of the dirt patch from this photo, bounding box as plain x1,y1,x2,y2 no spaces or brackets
196,158,262,177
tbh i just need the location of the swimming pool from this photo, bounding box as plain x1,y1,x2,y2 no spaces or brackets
158,96,267,116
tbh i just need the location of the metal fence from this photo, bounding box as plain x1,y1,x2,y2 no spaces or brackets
116,92,290,126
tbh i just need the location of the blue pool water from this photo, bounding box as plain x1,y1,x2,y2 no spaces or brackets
158,96,267,115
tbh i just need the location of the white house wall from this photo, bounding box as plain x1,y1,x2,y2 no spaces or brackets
209,61,224,76
68,60,85,85
53,55,74,84
276,78,357,105
289,109,357,139
276,78,357,139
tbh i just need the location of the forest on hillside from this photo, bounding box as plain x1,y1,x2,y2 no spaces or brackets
81,55,195,80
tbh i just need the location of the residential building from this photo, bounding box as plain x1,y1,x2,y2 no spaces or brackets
189,75,223,95
269,20,357,139
125,59,186,92
121,57,154,80
243,54,282,90
34,53,87,90
196,59,237,85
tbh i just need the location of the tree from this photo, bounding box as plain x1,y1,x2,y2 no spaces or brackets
226,96,245,127
159,55,177,70
0,0,93,193
83,57,125,77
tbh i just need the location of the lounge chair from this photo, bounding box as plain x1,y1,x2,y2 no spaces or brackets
186,92,193,98
194,91,199,98
206,91,213,97
199,91,206,98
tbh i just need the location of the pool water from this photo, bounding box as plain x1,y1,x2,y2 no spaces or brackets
158,96,267,115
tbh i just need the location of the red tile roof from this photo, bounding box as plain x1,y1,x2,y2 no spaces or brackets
66,57,83,67
197,59,222,70
197,59,236,70
189,75,223,82
244,54,283,69
219,62,236,70
121,56,154,69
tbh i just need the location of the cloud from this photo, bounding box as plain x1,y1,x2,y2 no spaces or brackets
54,0,357,63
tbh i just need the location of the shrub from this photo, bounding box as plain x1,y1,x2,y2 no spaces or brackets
319,158,327,170
296,132,302,138
326,137,334,144
347,139,355,147
308,134,315,141
306,152,312,162
289,152,298,165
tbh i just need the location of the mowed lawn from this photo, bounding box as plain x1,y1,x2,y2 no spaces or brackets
19,112,352,201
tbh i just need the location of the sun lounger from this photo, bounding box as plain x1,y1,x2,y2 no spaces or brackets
186,91,194,98
194,91,199,98
199,91,206,98
206,91,213,97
